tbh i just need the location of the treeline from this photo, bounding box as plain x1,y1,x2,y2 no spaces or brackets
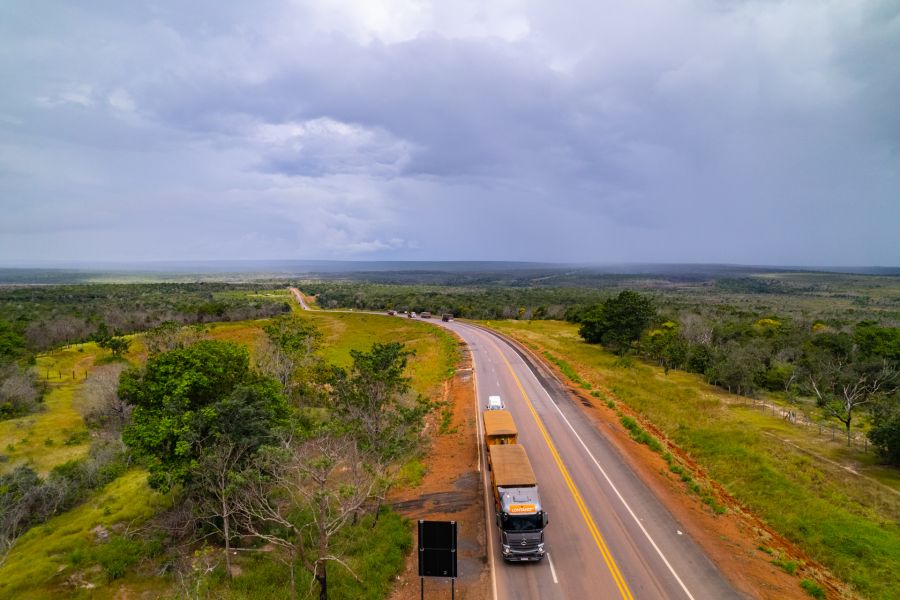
572,291,900,464
0,283,291,353
0,283,290,422
300,281,605,320
301,281,899,465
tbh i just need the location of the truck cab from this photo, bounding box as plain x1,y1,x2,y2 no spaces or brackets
497,486,548,561
486,395,504,410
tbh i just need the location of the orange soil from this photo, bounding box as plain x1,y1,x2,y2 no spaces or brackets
389,340,489,600
507,335,855,600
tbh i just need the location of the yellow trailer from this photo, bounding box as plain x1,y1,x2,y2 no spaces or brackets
483,410,517,446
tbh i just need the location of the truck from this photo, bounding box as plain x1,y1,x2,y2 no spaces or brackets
483,409,516,445
420,311,432,319
487,443,548,561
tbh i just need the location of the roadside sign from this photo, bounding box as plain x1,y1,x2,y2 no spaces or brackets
418,520,457,598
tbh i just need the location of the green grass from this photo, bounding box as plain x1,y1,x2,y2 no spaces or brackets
305,311,459,397
2,312,456,599
0,470,168,599
801,579,827,599
488,319,900,600
398,459,427,488
225,509,411,600
0,346,100,475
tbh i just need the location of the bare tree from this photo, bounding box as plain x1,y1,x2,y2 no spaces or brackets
809,358,899,445
189,439,255,577
679,313,713,346
0,365,41,415
254,336,295,396
236,431,376,600
143,321,208,355
74,363,130,435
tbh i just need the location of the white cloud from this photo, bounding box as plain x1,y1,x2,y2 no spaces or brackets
36,84,95,108
108,88,136,112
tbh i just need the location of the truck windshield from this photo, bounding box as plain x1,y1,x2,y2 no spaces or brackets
502,514,543,531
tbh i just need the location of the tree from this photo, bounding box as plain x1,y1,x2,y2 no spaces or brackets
75,363,131,435
120,341,287,490
0,320,26,365
236,430,376,600
259,316,322,400
579,290,655,354
854,323,900,362
807,357,898,445
120,341,288,571
0,466,67,566
329,342,429,464
0,365,42,419
97,336,131,357
646,321,687,375
869,393,900,466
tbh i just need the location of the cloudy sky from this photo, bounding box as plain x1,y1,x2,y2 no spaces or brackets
1,0,898,266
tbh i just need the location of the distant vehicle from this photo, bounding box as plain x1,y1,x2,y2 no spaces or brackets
420,311,432,318
442,313,453,322
387,310,396,315
487,395,504,410
410,312,417,318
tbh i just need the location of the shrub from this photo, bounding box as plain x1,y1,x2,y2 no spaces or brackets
800,579,826,599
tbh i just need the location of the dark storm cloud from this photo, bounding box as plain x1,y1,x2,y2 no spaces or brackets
0,0,897,265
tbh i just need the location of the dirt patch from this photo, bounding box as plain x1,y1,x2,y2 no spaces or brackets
389,341,489,600
505,334,855,600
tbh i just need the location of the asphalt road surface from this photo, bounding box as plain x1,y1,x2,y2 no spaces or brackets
436,319,744,600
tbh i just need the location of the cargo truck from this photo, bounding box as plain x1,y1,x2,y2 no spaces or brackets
483,409,516,445
487,444,548,561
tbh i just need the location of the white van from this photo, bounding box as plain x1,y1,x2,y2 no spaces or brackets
486,395,504,410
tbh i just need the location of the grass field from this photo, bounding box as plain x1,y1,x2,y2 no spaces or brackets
487,319,900,600
1,305,458,599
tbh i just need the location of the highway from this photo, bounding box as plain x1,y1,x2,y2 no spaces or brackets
436,319,743,600
288,291,743,599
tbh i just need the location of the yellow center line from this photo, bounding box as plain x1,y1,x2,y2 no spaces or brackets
488,336,634,600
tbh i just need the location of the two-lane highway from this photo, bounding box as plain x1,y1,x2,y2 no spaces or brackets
438,319,743,600
289,292,743,599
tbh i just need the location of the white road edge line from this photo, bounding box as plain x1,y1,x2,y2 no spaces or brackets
469,342,498,600
547,552,559,584
474,325,697,600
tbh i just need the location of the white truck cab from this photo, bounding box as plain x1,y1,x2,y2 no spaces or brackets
487,395,504,410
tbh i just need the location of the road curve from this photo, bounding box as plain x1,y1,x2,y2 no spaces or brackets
288,292,743,599
437,320,743,600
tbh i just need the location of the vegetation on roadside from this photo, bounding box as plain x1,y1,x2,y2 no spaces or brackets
0,298,458,599
490,319,900,600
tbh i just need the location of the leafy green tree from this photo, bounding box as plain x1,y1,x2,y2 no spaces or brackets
854,323,900,362
120,340,287,490
0,320,26,365
579,290,655,354
869,393,900,466
263,316,322,356
646,321,687,375
329,342,429,463
97,336,131,357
